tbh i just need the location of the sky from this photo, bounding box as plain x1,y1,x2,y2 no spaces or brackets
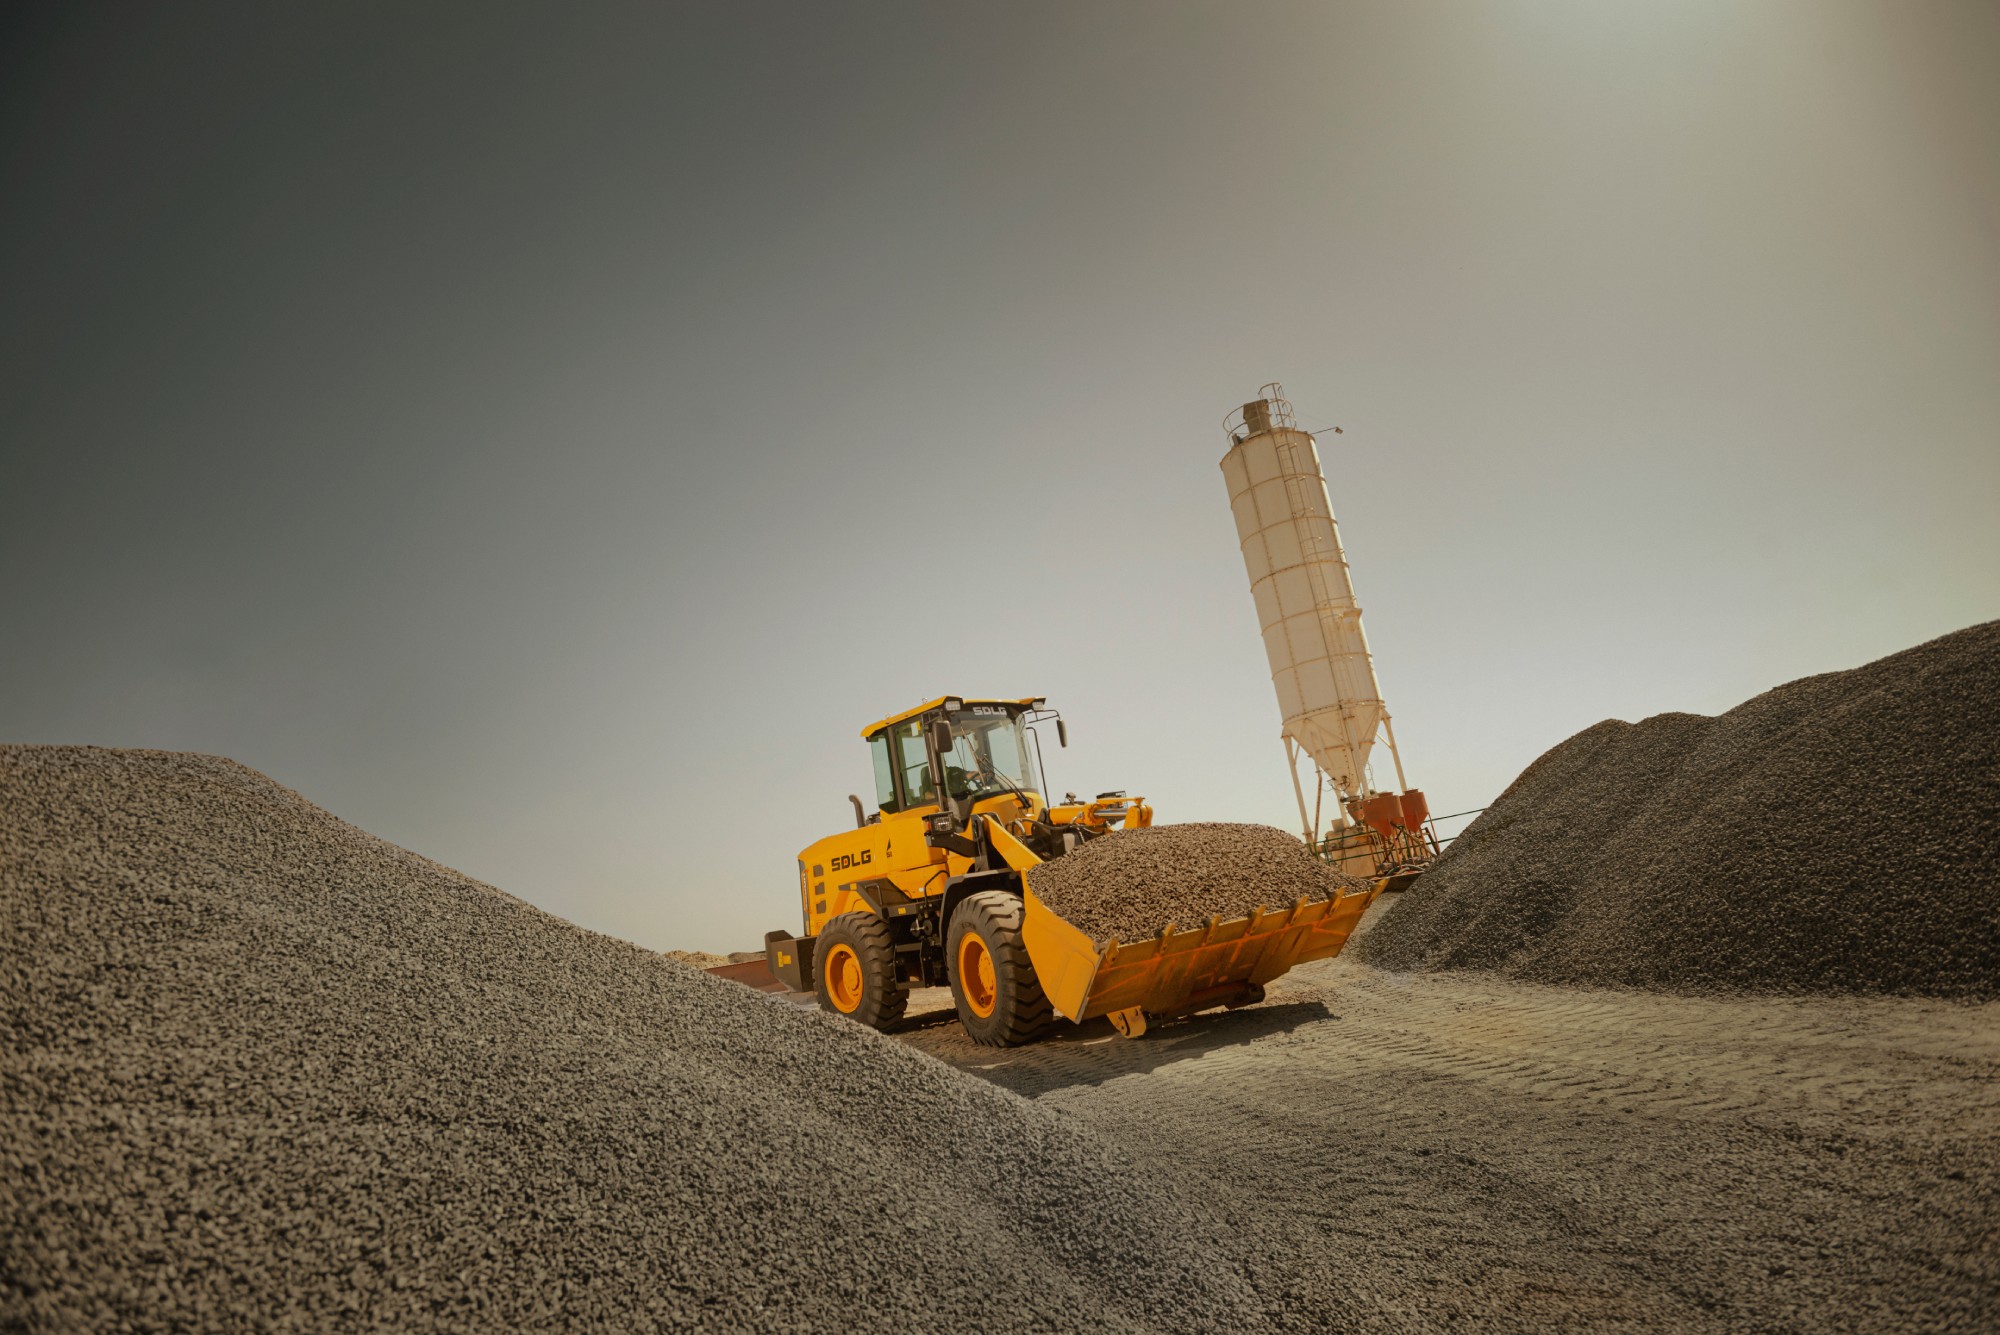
4,1,1996,953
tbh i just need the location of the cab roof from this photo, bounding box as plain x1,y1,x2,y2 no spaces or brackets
861,696,1041,740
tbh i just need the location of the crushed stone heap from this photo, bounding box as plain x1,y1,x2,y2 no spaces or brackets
1361,620,2000,998
1030,822,1372,947
0,747,1282,1334
661,948,732,969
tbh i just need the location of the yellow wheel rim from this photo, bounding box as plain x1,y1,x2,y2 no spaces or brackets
957,931,998,1019
824,943,864,1013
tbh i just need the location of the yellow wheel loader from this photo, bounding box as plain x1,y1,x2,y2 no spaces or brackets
762,696,1379,1046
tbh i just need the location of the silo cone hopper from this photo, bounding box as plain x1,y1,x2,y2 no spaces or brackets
985,818,1381,1038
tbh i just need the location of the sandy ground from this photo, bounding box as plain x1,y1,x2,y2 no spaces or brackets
895,898,1999,1332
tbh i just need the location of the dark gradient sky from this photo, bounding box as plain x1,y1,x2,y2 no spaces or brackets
6,2,1997,951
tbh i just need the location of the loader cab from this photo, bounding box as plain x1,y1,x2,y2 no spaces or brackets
865,698,1044,816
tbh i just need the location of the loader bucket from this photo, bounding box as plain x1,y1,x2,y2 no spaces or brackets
1019,878,1381,1035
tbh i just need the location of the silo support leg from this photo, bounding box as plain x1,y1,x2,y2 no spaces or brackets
1285,737,1314,844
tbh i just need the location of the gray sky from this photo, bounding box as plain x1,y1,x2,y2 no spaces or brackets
6,1,1996,952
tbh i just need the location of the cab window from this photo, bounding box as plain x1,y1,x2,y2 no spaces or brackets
870,733,900,812
893,720,934,807
943,711,1033,796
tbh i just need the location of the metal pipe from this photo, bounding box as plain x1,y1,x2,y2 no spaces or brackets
1285,736,1314,842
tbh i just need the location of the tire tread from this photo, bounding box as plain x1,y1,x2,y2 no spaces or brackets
813,912,909,1030
948,891,1056,1047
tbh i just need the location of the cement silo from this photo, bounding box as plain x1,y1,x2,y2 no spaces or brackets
1220,384,1436,875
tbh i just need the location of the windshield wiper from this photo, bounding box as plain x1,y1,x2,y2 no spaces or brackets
965,754,1036,808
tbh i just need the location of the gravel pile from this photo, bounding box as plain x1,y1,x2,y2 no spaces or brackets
1030,823,1371,946
662,949,732,969
1361,620,2000,997
1,746,1281,1334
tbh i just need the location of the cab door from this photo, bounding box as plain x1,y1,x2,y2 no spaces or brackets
875,718,967,898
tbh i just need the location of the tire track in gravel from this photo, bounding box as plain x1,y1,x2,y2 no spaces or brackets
898,900,1999,1333
1262,959,2000,1139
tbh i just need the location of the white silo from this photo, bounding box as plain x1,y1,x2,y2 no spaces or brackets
1220,384,1434,874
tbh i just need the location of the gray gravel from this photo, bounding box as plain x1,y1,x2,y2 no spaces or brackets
661,949,732,969
1,746,1292,1334
1031,823,1371,947
1362,620,2000,996
906,905,2000,1334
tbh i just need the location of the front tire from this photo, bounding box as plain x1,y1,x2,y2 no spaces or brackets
813,913,908,1031
946,891,1055,1047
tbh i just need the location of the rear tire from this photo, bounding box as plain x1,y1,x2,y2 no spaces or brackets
946,891,1055,1047
813,913,908,1031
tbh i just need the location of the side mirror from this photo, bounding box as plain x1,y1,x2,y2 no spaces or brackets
929,718,954,756
1056,719,1068,748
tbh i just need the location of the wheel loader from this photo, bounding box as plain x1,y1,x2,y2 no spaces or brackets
760,696,1380,1046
